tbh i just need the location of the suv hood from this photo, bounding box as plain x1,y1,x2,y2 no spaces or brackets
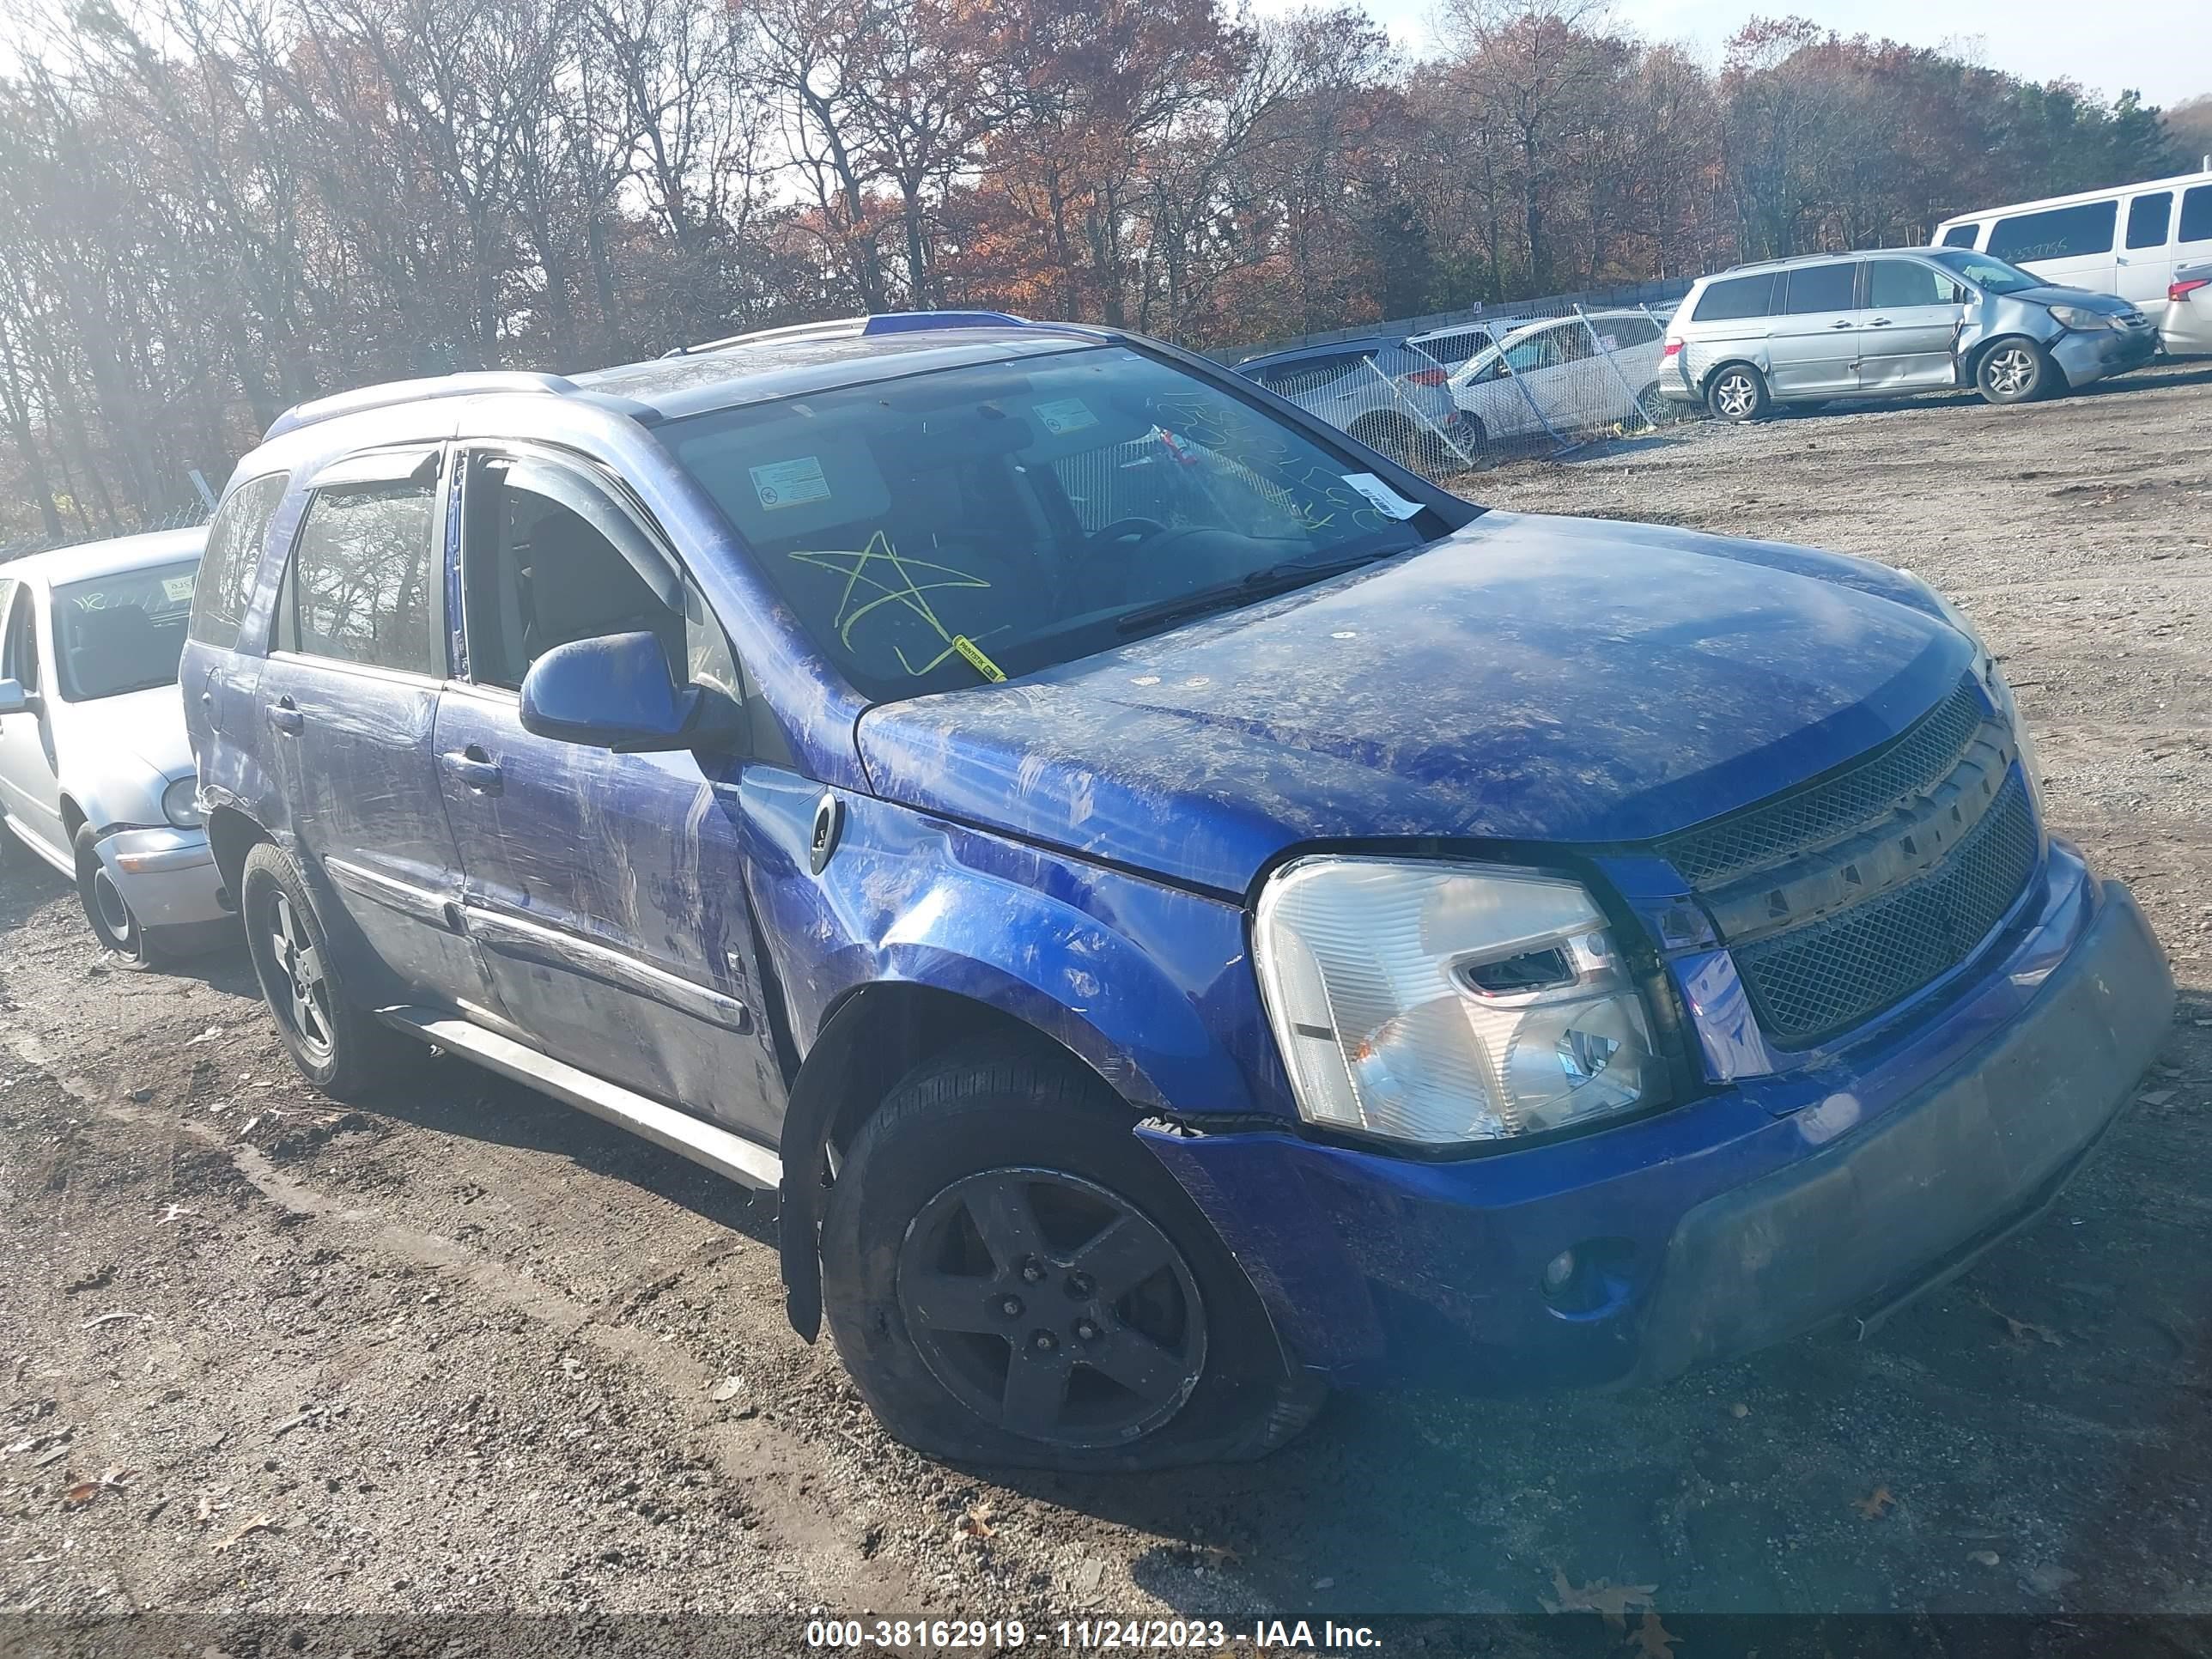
856,512,1977,896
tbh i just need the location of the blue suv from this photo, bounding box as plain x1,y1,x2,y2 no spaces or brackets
184,313,2172,1471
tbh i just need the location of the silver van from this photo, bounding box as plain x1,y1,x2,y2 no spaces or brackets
1659,247,2156,421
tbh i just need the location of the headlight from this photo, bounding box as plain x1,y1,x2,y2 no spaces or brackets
1253,858,1668,1146
161,775,203,829
2047,304,2118,331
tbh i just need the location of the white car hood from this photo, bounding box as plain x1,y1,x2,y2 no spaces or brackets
64,683,194,782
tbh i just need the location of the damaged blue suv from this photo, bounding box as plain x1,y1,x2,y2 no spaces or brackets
184,313,2173,1471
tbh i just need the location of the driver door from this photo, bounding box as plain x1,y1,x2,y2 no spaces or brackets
0,580,66,864
434,446,787,1146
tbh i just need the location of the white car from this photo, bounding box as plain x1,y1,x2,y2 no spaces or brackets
1443,309,1668,443
0,527,228,963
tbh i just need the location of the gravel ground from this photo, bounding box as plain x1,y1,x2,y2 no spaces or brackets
1,359,2208,1644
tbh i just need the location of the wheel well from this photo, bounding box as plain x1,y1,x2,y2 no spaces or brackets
58,797,85,842
1966,333,2039,377
1701,358,1760,396
205,805,271,903
1348,410,1414,441
807,983,1126,1154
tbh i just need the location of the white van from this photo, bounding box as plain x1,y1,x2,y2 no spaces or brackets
1933,170,2212,353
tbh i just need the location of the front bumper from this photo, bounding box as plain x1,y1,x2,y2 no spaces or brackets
2049,322,2157,386
94,825,228,931
1142,852,2172,1391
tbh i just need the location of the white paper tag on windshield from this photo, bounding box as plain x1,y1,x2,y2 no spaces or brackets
1033,397,1097,436
161,574,197,603
1340,472,1424,520
749,456,830,510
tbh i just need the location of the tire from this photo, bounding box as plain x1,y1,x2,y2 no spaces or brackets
74,823,160,967
821,1046,1325,1471
1705,362,1770,422
1348,413,1415,465
1978,337,2057,404
240,841,423,1099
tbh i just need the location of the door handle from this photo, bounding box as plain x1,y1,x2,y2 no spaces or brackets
1828,319,1855,330
1868,317,1893,326
440,746,503,795
267,696,303,735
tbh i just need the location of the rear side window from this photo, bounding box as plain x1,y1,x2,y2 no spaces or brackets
279,474,443,677
1941,222,1981,248
1692,273,1778,321
2181,185,2212,244
1783,262,1858,313
1988,199,2117,262
1413,331,1486,368
189,472,289,648
2127,193,2172,250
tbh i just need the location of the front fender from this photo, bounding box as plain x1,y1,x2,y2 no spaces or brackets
62,759,167,837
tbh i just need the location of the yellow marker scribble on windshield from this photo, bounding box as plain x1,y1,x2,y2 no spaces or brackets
790,532,1004,678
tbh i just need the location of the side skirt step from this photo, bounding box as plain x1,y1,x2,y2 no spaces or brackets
377,1006,783,1191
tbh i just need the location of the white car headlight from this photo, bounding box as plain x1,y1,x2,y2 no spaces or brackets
161,775,203,829
1254,857,1668,1147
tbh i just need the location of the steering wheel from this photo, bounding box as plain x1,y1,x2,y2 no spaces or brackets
1085,516,1170,548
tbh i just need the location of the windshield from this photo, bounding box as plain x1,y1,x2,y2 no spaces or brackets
1928,248,2045,295
666,345,1446,700
51,557,198,702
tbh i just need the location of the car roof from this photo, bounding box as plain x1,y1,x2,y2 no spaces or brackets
3,526,207,587
1234,337,1403,369
1701,246,1954,281
1934,167,2212,227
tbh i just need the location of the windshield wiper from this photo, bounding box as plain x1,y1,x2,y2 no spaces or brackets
1113,548,1401,637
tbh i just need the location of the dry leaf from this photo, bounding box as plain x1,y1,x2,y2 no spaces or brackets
194,1492,216,1525
1855,1486,1894,1519
64,1481,100,1509
954,1502,995,1540
1630,1609,1681,1657
212,1512,274,1553
1543,1567,1658,1632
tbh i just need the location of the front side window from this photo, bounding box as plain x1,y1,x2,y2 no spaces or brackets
190,473,289,648
1988,199,2117,263
2127,192,2172,251
1692,273,1778,321
2,585,36,695
52,558,198,701
667,344,1445,700
1941,222,1981,249
1867,259,1948,308
281,474,443,677
1503,331,1562,374
1927,248,2046,295
1783,262,1858,314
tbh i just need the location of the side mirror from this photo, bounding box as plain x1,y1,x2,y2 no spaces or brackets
0,678,26,717
518,632,701,754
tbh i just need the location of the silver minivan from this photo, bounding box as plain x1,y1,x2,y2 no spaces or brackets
1659,247,2157,421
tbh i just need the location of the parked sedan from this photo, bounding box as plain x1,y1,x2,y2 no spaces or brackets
1232,335,1480,467
0,527,228,963
1443,309,1668,442
2167,261,2212,354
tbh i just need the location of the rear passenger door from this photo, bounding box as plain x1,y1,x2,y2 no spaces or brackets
258,447,487,1008
1765,262,1864,396
1857,259,1967,392
434,447,787,1146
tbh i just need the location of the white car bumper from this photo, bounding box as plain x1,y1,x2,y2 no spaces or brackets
94,826,228,930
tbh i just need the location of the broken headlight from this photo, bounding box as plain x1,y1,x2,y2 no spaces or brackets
1253,857,1668,1147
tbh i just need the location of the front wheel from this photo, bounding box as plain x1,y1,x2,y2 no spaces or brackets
1706,363,1770,422
74,823,158,967
1978,338,2057,404
240,842,422,1098
820,1046,1323,1470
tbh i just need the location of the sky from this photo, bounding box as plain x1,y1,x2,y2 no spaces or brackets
1272,0,2212,112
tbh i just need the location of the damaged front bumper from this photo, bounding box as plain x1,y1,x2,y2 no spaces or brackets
94,825,228,933
2048,320,2158,388
1139,844,2173,1392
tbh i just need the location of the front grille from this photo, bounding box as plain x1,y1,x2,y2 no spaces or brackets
1729,771,2039,1047
1658,677,1986,886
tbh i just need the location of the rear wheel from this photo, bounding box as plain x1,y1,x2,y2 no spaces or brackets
74,823,158,967
1348,412,1416,465
821,1046,1323,1470
1706,363,1770,422
240,842,422,1098
1978,338,2057,404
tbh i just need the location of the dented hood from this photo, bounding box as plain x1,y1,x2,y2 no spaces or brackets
854,511,1978,896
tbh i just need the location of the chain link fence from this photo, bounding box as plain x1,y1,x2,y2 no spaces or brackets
0,497,210,566
1230,284,1698,488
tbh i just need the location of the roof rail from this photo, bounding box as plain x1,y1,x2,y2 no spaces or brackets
262,371,580,442
661,311,1028,358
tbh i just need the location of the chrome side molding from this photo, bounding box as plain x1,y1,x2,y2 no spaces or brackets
377,1006,783,1191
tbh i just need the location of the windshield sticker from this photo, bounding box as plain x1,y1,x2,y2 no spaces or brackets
1339,473,1425,521
161,574,197,603
749,456,831,511
789,533,1008,681
1032,398,1097,437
